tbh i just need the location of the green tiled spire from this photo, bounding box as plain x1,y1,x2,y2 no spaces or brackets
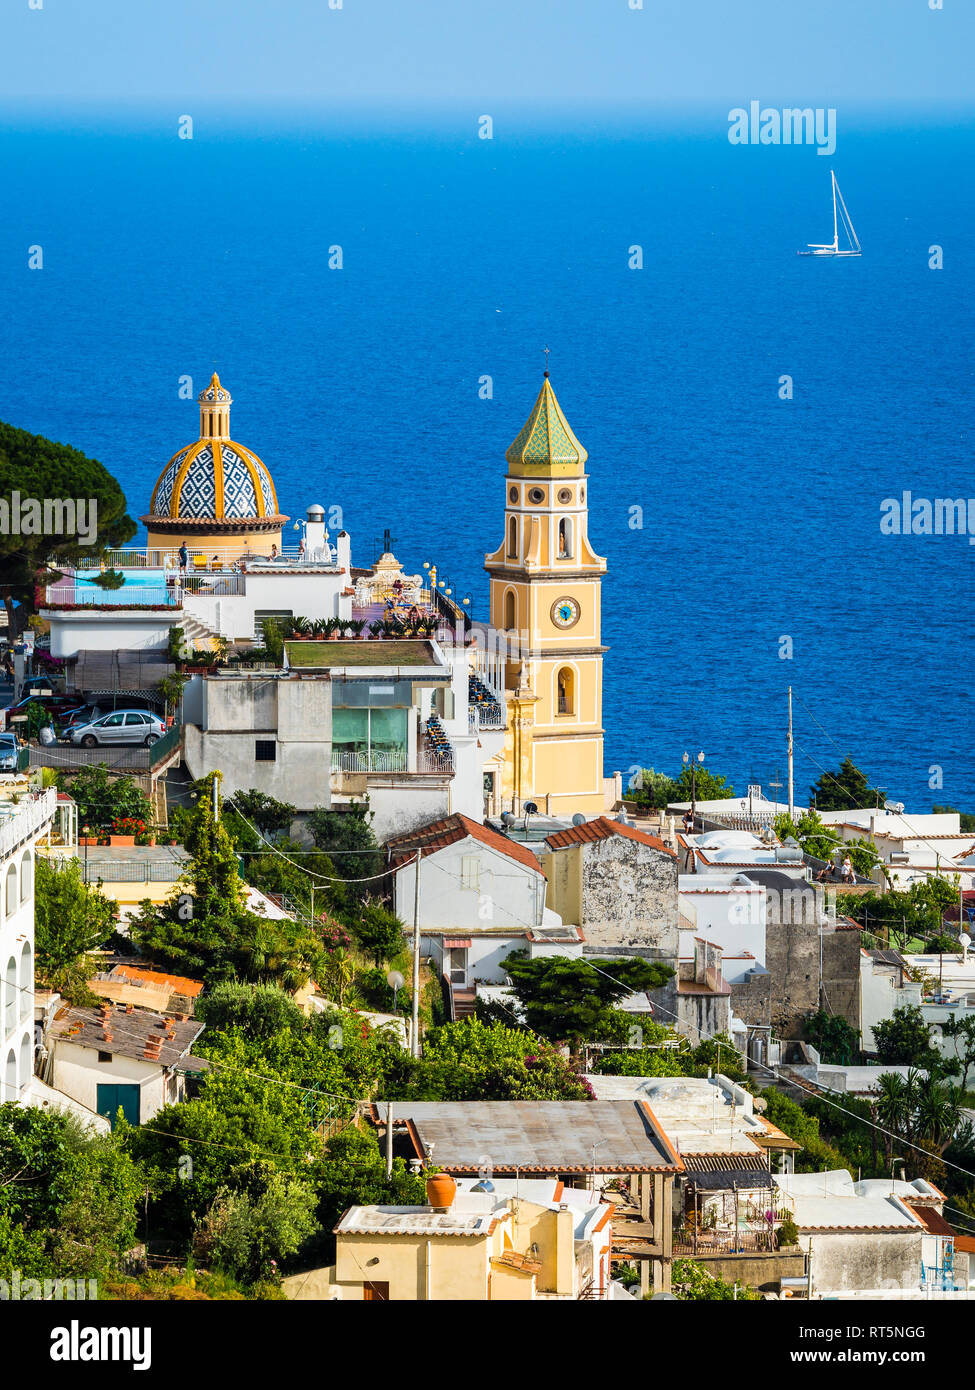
505,375,587,475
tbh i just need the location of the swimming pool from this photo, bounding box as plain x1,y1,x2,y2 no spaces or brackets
72,570,174,606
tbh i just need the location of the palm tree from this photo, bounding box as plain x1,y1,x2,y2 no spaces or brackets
875,1072,909,1163
914,1076,963,1154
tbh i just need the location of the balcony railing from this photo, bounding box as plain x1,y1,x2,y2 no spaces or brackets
331,749,408,774
0,788,57,857
469,703,505,730
330,749,454,776
71,546,304,570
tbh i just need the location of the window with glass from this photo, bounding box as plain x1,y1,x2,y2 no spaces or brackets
332,706,407,771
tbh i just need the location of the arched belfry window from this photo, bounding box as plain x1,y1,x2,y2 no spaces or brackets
507,516,518,559
504,590,516,631
558,518,573,559
557,667,575,715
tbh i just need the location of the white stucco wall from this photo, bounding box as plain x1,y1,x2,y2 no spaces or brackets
678,876,767,969
49,1040,180,1124
395,836,545,931
1,795,55,1103
421,931,529,985
44,609,177,658
859,954,923,1051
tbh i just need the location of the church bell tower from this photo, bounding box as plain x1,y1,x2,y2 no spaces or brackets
484,372,607,815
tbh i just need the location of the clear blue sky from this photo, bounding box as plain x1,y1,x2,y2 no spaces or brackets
0,0,971,110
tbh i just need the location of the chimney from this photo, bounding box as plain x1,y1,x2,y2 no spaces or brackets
336,530,351,574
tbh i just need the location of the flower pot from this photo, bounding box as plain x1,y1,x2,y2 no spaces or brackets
110,835,136,846
425,1173,456,1211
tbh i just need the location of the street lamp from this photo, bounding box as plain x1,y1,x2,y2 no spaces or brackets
683,749,705,825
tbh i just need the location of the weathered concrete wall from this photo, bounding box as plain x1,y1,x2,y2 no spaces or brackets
821,928,862,1032
577,837,678,953
687,1249,806,1292
648,977,731,1043
729,972,772,1027
765,919,862,1039
808,1231,923,1294
765,920,819,1037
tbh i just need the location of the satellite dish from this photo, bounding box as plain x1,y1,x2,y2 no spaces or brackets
501,811,514,825
524,801,538,815
386,970,405,990
960,934,972,951
571,813,587,827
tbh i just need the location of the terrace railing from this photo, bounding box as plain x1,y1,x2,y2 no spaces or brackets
0,788,57,858
330,749,454,776
331,749,408,774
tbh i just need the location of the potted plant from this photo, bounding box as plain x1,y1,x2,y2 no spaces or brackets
347,619,366,640
323,618,340,641
110,816,145,846
157,673,187,728
368,620,384,640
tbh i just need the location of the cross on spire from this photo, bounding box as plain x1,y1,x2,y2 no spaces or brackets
375,527,396,558
542,344,551,377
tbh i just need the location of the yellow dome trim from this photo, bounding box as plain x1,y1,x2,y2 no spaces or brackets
232,442,275,518
213,442,226,519
171,441,204,518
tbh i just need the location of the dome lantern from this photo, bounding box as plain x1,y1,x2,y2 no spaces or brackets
198,372,232,442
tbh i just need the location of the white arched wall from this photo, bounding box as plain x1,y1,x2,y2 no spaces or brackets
20,940,32,1021
4,863,16,917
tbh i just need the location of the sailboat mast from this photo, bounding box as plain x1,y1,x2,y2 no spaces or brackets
834,178,861,254
831,171,839,251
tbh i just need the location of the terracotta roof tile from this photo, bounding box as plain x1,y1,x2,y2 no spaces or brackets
387,812,545,876
905,1203,955,1237
113,964,204,998
544,816,676,856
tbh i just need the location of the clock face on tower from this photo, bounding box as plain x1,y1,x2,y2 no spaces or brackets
551,596,581,629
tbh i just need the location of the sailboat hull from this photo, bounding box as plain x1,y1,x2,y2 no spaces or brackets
797,249,862,257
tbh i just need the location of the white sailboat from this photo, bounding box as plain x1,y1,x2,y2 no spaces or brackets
798,170,861,257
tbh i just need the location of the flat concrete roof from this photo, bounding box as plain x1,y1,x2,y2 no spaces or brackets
371,1100,682,1174
335,1205,497,1237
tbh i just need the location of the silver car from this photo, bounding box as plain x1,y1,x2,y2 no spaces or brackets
0,733,20,770
70,709,167,748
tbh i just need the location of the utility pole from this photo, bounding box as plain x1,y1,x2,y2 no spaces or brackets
787,686,794,820
410,849,422,1058
212,770,220,819
385,1102,394,1178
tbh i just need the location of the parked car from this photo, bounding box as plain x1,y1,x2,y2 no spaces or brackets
69,710,167,748
2,692,80,731
0,733,21,771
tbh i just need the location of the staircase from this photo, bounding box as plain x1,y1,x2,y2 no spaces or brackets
450,985,476,1021
179,610,221,647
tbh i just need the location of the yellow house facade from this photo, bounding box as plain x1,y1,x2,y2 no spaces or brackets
284,1178,615,1301
484,374,607,816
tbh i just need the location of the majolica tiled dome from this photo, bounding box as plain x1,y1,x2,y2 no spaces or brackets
143,373,286,529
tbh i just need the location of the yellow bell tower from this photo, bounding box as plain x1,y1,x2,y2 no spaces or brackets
485,372,607,815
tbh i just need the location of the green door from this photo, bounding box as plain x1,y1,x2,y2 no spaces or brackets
96,1083,140,1128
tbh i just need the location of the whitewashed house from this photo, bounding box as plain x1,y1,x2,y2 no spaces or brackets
0,788,57,1102
386,813,571,1002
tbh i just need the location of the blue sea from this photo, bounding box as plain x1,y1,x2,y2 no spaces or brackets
1,105,972,809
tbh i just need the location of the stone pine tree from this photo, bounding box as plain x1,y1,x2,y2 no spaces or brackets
810,756,885,812
0,420,135,636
